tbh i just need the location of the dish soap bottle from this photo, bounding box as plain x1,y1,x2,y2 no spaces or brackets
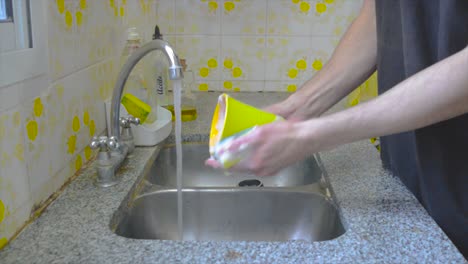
152,25,169,107
180,58,198,121
120,27,157,124
163,59,198,122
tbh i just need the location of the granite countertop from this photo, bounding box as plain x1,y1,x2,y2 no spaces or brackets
1,92,465,263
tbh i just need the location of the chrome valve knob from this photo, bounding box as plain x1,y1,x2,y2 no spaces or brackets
90,136,118,152
119,116,140,128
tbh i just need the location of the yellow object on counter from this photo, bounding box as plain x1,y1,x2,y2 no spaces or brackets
163,105,198,122
121,93,154,124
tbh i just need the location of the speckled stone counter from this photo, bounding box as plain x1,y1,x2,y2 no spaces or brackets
1,92,465,263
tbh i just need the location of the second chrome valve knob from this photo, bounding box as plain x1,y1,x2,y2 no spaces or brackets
90,136,118,153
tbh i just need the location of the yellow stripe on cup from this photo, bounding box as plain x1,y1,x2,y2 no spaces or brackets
210,93,280,153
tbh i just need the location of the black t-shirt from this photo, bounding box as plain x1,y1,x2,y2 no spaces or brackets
375,0,468,257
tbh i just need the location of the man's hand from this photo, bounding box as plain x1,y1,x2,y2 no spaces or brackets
205,121,313,176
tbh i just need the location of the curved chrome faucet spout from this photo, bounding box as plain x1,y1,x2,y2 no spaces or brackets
110,39,183,140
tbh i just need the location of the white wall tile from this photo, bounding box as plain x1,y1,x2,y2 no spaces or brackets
218,80,265,92
176,36,221,81
221,36,266,82
155,0,176,35
0,200,32,246
267,0,362,37
265,36,335,82
0,107,31,215
221,0,267,36
175,0,221,35
194,80,221,92
265,80,306,93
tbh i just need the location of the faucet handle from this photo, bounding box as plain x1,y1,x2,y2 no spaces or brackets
90,136,118,152
108,136,119,150
119,116,140,128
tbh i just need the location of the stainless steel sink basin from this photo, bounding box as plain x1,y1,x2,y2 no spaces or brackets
111,142,345,242
147,143,323,187
115,189,345,242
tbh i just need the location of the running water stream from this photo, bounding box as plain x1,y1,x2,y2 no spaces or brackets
172,80,183,241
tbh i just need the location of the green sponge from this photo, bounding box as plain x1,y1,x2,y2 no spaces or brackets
121,93,152,123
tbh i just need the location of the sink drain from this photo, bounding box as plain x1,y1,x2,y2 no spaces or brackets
238,179,263,187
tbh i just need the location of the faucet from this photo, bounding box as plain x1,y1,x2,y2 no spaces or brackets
90,39,183,187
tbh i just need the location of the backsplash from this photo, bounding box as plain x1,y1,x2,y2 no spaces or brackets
0,0,159,249
157,0,363,92
0,0,365,249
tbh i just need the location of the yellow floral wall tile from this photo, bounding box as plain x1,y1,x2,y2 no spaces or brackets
22,95,58,205
175,0,221,35
221,81,265,92
221,0,267,35
195,81,221,92
265,36,334,82
0,201,32,251
18,57,108,207
0,0,157,250
176,36,221,81
155,1,176,34
118,0,158,42
265,81,303,93
221,37,266,82
48,0,120,81
0,108,32,238
267,0,362,37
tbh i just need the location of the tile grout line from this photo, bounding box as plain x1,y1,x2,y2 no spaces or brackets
219,0,223,91
263,0,269,92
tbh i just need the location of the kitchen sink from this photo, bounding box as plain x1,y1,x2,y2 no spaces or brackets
111,142,345,242
114,189,345,242
147,143,323,187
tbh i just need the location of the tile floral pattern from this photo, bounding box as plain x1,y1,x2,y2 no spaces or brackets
0,0,157,250
175,0,221,35
267,0,362,37
221,0,267,35
0,0,365,249
265,36,335,83
156,0,362,92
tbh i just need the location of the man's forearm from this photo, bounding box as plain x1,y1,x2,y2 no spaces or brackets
283,0,377,120
300,46,468,151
